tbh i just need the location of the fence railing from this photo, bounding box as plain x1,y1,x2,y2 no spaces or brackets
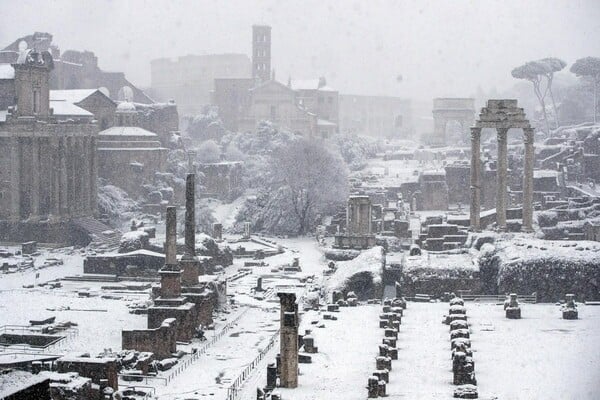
225,329,280,400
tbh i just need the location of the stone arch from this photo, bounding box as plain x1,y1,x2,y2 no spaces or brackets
432,98,476,146
470,99,534,232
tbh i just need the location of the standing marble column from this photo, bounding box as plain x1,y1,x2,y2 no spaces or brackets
165,206,178,268
89,136,98,215
30,138,40,220
9,137,21,221
522,128,535,232
183,173,196,259
469,127,481,231
496,128,509,231
59,137,69,217
51,137,60,218
80,137,90,216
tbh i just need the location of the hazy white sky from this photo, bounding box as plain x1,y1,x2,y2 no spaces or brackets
1,0,599,100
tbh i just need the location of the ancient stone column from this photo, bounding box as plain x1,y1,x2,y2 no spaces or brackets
51,137,60,218
80,137,91,216
30,138,40,220
90,136,98,215
184,173,196,259
243,221,251,239
522,128,534,232
469,127,481,231
9,137,21,221
59,137,69,217
278,292,298,388
212,223,222,240
160,206,181,298
165,206,178,268
496,128,508,231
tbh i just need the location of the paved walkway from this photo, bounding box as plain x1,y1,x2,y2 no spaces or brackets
387,302,452,399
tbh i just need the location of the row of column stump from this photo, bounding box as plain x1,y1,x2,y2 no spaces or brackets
367,296,406,398
444,295,478,399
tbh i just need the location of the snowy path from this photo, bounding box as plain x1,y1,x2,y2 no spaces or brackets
387,302,452,399
240,305,382,400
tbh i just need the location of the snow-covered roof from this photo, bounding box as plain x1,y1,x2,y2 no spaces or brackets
50,100,94,117
50,89,99,104
317,119,337,127
0,370,49,398
0,63,15,79
99,126,157,137
290,79,336,92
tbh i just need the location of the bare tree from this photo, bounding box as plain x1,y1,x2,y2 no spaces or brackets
570,57,600,123
270,138,349,235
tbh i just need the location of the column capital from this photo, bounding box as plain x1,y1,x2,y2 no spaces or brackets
470,126,481,140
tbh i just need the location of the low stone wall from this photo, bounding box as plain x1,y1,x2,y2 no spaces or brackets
122,318,178,360
83,251,164,276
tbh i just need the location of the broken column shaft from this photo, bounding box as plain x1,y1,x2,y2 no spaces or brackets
160,206,181,298
278,292,298,388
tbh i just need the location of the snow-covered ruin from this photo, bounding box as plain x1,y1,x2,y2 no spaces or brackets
1,4,599,400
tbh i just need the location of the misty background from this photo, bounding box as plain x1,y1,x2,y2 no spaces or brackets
2,0,599,102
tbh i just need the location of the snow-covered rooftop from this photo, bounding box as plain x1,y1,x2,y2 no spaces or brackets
50,100,94,117
290,79,336,92
317,118,337,126
0,63,15,79
99,126,157,137
50,89,99,104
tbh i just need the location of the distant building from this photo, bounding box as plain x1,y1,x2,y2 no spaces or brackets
290,78,338,137
237,80,316,136
1,32,153,104
97,102,168,196
339,94,412,138
151,54,251,115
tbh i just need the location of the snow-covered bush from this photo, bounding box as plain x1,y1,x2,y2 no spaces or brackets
478,238,600,301
97,182,140,221
537,211,558,227
327,246,384,300
331,134,381,170
119,231,149,253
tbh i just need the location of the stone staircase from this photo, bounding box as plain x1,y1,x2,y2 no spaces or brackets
71,217,121,250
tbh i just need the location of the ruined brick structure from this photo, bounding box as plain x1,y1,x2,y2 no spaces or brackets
55,356,119,391
2,32,153,104
122,318,178,360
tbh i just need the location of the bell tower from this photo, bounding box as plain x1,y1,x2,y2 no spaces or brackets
252,25,271,84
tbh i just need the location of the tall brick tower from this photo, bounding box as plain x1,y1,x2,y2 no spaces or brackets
252,25,271,84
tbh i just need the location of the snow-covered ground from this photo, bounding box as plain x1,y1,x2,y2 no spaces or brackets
2,238,599,399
